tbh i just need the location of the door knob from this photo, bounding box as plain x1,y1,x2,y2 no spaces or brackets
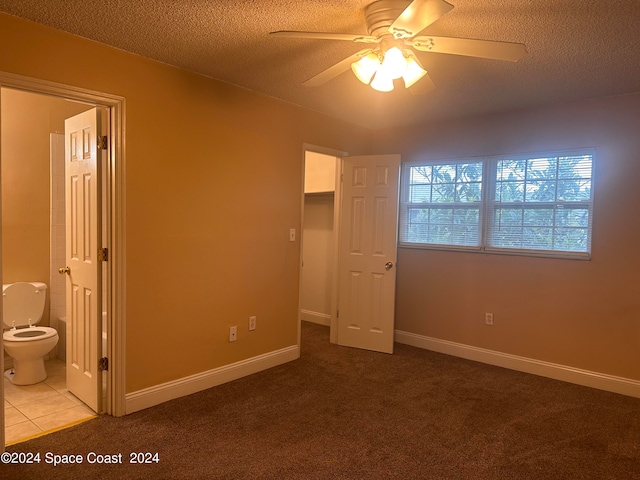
58,266,71,275
385,262,394,271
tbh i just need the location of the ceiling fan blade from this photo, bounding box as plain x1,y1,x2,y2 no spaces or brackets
390,0,454,38
303,49,374,87
269,31,378,44
410,36,527,62
408,73,435,95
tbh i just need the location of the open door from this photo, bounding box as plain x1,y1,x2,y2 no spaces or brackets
336,154,401,354
63,108,106,412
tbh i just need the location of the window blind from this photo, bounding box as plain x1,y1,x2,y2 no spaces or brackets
398,150,595,258
400,160,484,248
486,152,594,254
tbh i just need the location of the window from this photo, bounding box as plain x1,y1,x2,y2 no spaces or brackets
400,150,594,258
401,160,484,248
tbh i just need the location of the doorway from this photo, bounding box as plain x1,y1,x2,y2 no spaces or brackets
299,146,402,354
300,150,340,328
299,148,342,346
0,73,126,448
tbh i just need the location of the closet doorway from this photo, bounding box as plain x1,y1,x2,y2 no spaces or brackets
298,147,402,353
300,148,341,342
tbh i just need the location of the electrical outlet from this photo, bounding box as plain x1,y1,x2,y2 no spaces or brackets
485,313,494,325
249,316,257,331
229,326,237,342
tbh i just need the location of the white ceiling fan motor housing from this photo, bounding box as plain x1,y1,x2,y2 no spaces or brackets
365,0,412,37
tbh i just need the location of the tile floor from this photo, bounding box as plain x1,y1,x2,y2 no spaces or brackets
4,359,96,445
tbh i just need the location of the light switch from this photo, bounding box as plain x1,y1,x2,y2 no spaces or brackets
289,228,296,242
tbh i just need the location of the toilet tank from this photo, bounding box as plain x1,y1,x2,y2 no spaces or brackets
2,282,47,329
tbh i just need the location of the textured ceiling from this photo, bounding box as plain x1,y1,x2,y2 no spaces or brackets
1,0,639,129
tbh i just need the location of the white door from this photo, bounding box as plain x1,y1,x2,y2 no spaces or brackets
64,108,104,412
336,154,401,354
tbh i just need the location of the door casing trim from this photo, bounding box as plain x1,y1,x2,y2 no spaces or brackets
0,71,127,431
300,144,347,347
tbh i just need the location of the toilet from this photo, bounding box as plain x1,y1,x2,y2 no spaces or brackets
3,282,59,385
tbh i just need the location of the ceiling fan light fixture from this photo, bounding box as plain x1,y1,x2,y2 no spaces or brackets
402,55,427,88
351,53,380,84
370,69,395,92
379,46,407,80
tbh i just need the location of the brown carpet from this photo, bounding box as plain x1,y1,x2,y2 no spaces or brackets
3,321,640,479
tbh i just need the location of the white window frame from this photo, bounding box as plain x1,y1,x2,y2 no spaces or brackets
399,158,485,251
399,149,595,259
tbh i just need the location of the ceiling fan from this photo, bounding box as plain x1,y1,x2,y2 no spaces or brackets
270,0,527,94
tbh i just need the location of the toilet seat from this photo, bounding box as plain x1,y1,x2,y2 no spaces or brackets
3,326,57,342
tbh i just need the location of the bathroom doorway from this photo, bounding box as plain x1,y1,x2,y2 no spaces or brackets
0,73,126,447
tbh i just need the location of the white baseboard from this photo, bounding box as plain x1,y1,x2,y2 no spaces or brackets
125,345,299,414
300,309,331,326
395,330,640,399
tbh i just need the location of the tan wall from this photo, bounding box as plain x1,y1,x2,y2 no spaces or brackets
0,13,373,392
1,88,89,327
373,94,640,380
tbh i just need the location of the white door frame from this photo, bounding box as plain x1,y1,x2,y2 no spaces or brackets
0,72,126,449
299,144,346,347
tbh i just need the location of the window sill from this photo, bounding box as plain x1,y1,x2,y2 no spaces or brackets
398,243,591,260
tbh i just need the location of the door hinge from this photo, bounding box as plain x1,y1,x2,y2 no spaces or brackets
98,247,108,261
97,135,108,150
337,310,340,319
98,357,108,371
